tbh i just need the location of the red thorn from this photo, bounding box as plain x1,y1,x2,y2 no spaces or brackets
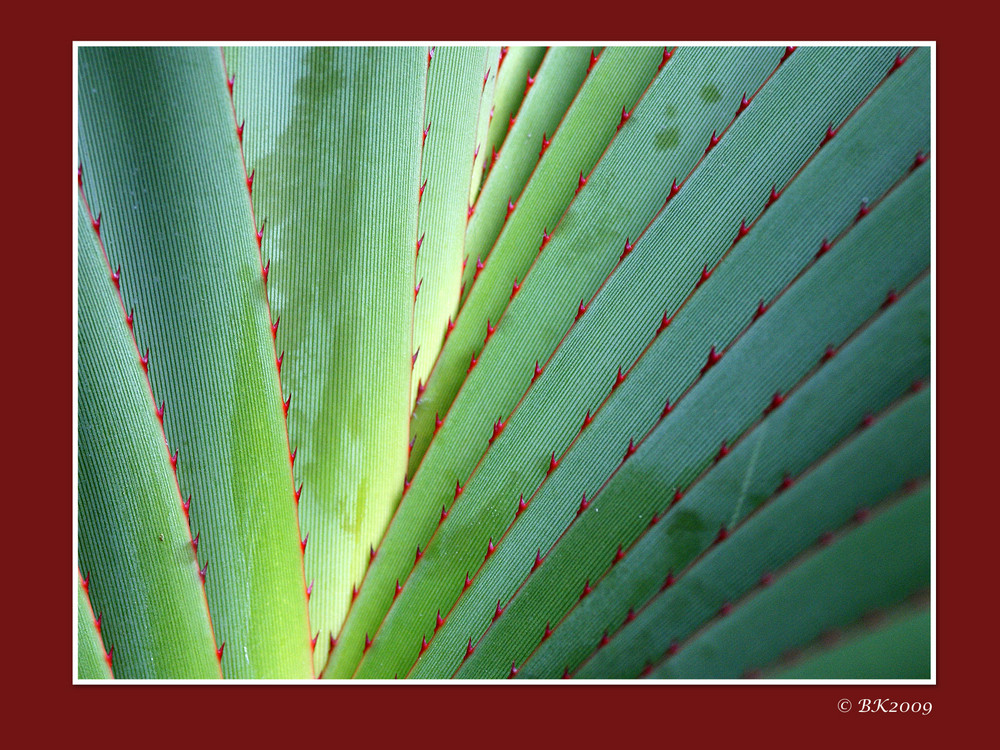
890,52,904,72
126,308,134,329
700,346,721,375
543,622,553,641
485,319,496,342
246,169,255,194
582,410,593,430
111,266,120,289
617,106,630,131
856,201,870,222
306,580,314,599
170,449,178,471
719,602,732,617
612,545,625,565
516,494,527,517
819,531,834,547
182,495,191,518
78,163,83,187
416,232,424,255
575,171,587,195
95,612,102,633
330,634,337,651
715,525,729,544
765,392,785,414
422,122,430,145
508,112,516,129
532,360,543,382
649,512,659,526
464,638,475,660
106,645,114,669
485,537,496,560
767,184,780,207
394,579,403,599
705,130,719,155
454,480,463,500
490,146,499,171
587,48,599,74
427,47,433,66
753,300,768,321
510,277,521,300
525,70,534,93
417,379,426,398
657,311,673,335
547,452,559,475
310,633,318,651
575,299,587,321
861,414,875,428
199,560,208,581
733,219,749,245
737,92,749,114
854,507,871,523
191,532,200,553
271,317,280,340
363,634,372,653
619,237,633,262
779,474,794,492
408,437,415,457
821,345,836,362
463,572,472,591
483,67,490,90
562,667,572,679
489,415,504,444
290,446,297,466
781,46,796,63
539,133,551,158
283,392,291,417
236,120,244,143
446,317,455,338
415,545,423,564
295,483,302,505
493,599,504,621
625,608,636,623
661,399,673,418
659,47,673,70
668,178,680,200
474,256,484,280
435,610,445,632
531,549,543,572
82,572,90,593
412,348,419,367
440,504,448,523
505,198,516,220
580,579,592,599
912,151,928,171
910,379,924,393
671,488,683,507
624,439,636,461
577,493,590,516
419,636,429,656
275,351,283,373
599,631,610,648
300,533,308,554
434,412,443,434
227,74,235,95
540,229,551,250
662,570,675,590
666,641,679,656
499,46,508,70
255,221,264,248
613,366,626,390
261,258,270,285
759,572,774,587
92,212,102,235
821,123,837,145
697,264,712,287
716,440,729,462
156,401,165,425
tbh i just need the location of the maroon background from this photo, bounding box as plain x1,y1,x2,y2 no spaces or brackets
19,3,984,739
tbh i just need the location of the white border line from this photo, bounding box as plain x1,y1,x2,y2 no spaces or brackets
73,41,936,685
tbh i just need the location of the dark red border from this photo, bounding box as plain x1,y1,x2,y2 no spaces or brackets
24,1,985,740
